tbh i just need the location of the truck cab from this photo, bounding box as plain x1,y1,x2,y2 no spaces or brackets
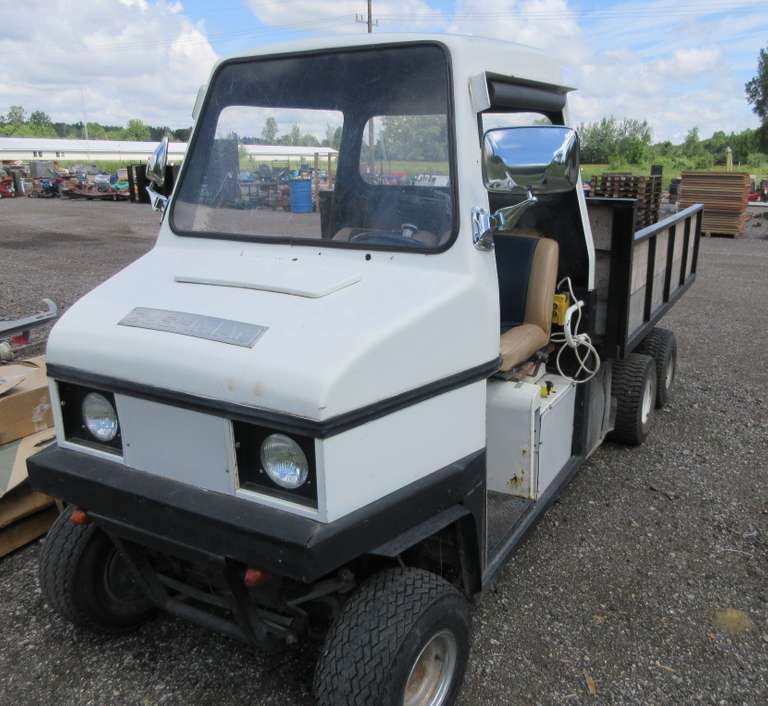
29,34,702,706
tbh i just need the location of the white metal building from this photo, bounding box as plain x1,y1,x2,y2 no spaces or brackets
0,137,337,163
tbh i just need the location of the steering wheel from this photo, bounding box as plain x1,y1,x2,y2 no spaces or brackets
350,225,426,248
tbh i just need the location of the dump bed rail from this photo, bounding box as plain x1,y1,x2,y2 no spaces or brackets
626,204,703,351
587,198,703,359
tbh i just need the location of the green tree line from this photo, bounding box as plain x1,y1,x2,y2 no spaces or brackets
0,106,191,142
577,117,767,168
236,117,342,149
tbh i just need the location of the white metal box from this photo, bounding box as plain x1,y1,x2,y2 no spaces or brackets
536,374,576,494
486,375,575,500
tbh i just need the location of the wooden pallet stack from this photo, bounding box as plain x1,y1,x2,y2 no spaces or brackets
592,173,662,229
679,171,749,237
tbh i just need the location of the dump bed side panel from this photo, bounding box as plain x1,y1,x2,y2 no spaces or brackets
587,197,703,359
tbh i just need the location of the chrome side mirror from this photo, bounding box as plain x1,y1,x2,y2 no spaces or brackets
482,126,579,195
474,126,578,250
147,136,169,188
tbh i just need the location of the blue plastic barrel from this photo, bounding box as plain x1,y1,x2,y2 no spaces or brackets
289,179,313,213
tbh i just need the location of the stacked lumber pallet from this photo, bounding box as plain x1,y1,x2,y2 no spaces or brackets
679,171,749,237
592,173,662,229
1,357,59,558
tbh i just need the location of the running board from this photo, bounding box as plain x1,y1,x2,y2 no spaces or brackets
482,454,583,586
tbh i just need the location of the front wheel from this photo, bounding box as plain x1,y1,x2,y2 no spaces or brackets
39,510,154,633
314,568,470,706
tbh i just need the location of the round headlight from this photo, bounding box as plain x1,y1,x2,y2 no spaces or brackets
82,392,119,442
260,434,308,489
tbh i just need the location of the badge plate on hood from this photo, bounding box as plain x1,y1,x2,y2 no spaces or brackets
119,307,267,348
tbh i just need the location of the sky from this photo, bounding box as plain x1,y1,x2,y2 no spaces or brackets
0,0,765,143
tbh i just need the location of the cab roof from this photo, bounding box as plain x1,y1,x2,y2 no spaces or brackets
218,33,565,92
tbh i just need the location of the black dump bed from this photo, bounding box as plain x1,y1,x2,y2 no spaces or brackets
587,198,703,359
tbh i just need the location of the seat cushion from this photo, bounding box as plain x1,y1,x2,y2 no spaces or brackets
494,232,559,371
499,323,549,370
524,236,559,334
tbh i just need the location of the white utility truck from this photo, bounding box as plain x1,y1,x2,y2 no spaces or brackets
29,34,702,706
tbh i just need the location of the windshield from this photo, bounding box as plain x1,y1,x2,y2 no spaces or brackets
172,44,455,252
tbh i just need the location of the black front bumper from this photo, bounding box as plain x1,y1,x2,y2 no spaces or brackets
28,444,484,583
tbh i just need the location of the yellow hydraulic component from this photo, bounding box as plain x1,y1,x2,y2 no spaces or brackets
552,293,568,325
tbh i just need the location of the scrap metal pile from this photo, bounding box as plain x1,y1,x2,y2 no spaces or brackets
1,166,131,201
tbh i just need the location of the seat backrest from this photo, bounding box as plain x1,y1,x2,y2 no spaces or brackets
494,232,559,335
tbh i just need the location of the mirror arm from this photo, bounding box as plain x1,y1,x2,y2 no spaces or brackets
472,207,494,250
146,185,168,214
491,189,538,232
473,189,538,251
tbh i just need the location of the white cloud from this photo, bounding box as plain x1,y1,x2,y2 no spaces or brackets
0,0,218,128
0,0,763,142
449,0,589,63
246,0,446,33
448,0,764,141
656,48,722,77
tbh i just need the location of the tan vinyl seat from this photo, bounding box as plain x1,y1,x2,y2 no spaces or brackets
497,233,559,371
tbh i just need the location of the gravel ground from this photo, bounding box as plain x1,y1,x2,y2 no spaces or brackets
1,198,767,705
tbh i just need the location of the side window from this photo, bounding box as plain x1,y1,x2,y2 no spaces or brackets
359,114,449,186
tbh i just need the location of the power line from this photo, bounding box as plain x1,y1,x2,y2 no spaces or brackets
375,0,763,24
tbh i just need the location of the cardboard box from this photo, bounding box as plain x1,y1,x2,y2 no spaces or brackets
0,356,54,445
0,428,55,498
0,430,58,558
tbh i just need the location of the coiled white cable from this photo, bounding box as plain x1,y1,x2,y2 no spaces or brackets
550,277,601,384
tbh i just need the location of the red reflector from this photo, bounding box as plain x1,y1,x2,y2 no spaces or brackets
243,567,270,587
69,509,89,526
10,332,29,346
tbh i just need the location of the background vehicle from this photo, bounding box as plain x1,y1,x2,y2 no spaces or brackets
28,34,701,706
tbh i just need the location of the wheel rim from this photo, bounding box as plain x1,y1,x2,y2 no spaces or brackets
665,353,675,390
403,629,458,706
103,549,144,605
641,376,654,425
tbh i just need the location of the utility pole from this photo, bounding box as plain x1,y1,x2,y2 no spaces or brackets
81,86,91,163
356,2,377,174
80,86,90,142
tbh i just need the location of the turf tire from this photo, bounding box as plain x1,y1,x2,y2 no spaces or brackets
609,352,657,445
38,510,154,633
314,568,470,706
638,327,677,408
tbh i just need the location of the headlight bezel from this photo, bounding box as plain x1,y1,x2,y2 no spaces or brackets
233,421,317,507
59,382,123,454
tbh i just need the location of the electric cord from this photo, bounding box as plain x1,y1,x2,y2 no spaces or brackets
550,277,601,384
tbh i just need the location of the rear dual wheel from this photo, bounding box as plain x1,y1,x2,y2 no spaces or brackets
609,352,657,445
638,327,677,408
609,328,679,445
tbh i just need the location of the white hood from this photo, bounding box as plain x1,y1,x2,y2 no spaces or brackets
47,242,496,421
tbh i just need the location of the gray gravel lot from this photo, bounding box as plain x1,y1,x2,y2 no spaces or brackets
1,198,767,705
